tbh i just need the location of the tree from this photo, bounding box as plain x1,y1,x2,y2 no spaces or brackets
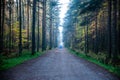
16,0,19,20
9,0,12,53
32,0,37,55
49,0,59,49
22,0,25,29
111,0,117,60
37,2,40,52
107,0,112,58
118,0,120,55
0,0,6,54
85,14,89,54
49,0,53,49
42,0,46,51
19,0,22,55
27,0,30,49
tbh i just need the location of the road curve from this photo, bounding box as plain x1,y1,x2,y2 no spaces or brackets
0,48,119,80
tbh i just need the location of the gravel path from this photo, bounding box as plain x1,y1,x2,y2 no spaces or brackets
0,48,119,80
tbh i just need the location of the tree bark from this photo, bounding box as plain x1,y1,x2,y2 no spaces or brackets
107,0,112,58
49,1,53,49
27,0,30,49
42,0,46,51
111,0,117,59
22,0,25,29
16,0,19,21
37,2,40,52
94,12,98,54
9,0,12,53
86,14,89,54
19,0,22,55
0,0,5,54
32,0,37,55
117,0,120,56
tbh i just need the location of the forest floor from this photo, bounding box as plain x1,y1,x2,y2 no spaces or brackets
0,48,119,80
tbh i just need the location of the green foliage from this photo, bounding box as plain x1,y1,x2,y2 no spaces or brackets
87,51,107,63
51,1,58,7
0,54,6,66
79,0,104,14
11,21,29,48
69,49,120,77
0,50,43,70
12,21,19,47
79,41,85,50
3,21,29,48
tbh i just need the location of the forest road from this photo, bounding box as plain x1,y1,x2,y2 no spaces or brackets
0,48,119,80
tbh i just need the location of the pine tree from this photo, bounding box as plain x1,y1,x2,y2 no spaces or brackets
32,0,37,55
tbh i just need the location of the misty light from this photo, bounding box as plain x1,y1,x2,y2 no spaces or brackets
58,0,70,47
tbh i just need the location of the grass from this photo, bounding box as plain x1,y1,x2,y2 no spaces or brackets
0,50,44,71
68,49,120,77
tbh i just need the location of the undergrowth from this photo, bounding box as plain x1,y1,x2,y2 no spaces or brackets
69,49,120,77
0,50,43,70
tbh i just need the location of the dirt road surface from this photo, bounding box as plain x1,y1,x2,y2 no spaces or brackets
0,48,119,80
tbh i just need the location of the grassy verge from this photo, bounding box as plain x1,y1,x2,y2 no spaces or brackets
68,49,120,77
0,50,44,71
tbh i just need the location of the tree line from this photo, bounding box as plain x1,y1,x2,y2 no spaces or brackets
0,0,60,56
63,0,120,65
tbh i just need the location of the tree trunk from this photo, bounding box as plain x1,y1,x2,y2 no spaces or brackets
16,0,19,21
107,0,112,58
0,0,5,54
27,0,30,49
37,2,40,52
84,26,87,53
12,2,14,49
94,12,98,54
49,2,53,49
86,14,89,54
42,0,46,51
111,0,117,59
22,0,25,29
32,0,37,55
9,0,12,53
19,0,22,55
117,0,120,56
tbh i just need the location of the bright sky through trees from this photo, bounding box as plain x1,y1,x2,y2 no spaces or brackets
58,0,70,46
59,0,70,25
